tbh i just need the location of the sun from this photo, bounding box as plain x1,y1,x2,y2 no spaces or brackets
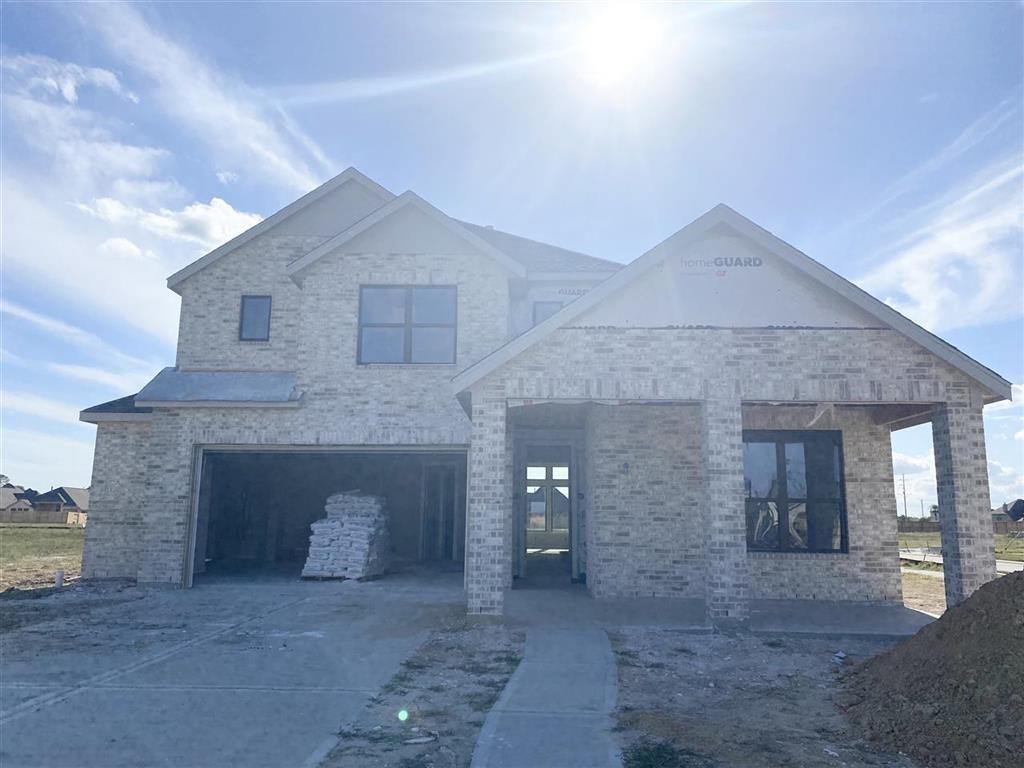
574,4,666,91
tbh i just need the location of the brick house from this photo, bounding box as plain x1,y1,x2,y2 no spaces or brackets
80,168,1011,621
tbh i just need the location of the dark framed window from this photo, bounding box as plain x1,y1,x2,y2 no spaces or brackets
239,295,271,341
742,430,848,553
532,300,563,326
358,285,457,364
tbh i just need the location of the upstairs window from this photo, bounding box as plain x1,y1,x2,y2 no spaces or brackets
239,295,271,341
532,300,563,326
358,286,457,364
743,430,847,553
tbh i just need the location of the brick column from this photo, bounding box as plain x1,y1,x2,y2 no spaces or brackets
465,383,510,614
701,397,750,624
932,401,996,606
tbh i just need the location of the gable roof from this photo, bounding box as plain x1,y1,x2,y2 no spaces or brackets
34,486,90,510
286,191,527,279
0,486,31,510
166,168,394,294
452,204,1012,401
456,220,622,275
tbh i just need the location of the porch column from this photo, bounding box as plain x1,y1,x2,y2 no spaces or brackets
931,400,996,606
701,397,750,624
465,382,510,614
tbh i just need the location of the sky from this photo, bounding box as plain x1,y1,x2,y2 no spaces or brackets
0,1,1021,512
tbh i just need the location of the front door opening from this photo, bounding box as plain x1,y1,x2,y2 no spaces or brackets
522,445,572,585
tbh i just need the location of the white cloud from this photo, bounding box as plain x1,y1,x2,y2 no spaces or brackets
97,237,153,260
857,155,1023,332
44,363,153,393
2,392,84,426
216,170,239,185
0,52,138,104
78,196,262,250
0,299,161,374
77,3,333,193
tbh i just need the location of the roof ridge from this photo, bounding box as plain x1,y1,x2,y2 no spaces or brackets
455,219,621,268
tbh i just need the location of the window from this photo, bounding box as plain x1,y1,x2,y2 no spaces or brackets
532,301,563,326
239,295,271,341
742,430,847,553
358,286,457,364
525,464,570,532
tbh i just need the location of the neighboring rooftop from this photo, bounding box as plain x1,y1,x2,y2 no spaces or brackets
33,486,90,511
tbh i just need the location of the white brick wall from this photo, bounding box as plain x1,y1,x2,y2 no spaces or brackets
84,231,511,583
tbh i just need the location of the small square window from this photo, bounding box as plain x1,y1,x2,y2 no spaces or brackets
239,296,271,341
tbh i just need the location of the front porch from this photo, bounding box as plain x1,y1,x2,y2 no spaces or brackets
463,393,997,624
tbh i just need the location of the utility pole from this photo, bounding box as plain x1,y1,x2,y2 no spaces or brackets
920,499,924,518
901,474,908,518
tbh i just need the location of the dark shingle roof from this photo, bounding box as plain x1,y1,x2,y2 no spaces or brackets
81,394,152,415
457,221,623,275
33,487,90,511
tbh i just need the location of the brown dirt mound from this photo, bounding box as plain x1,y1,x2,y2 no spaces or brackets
842,572,1024,767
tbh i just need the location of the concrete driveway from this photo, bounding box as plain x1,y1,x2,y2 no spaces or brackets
0,572,462,768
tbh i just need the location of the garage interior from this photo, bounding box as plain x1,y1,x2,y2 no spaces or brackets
191,450,466,580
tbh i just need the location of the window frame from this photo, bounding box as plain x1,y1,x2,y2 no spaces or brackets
357,285,458,365
525,463,571,533
532,300,563,326
742,429,849,554
238,295,272,342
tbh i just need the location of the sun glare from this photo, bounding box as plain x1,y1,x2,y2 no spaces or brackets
575,4,666,91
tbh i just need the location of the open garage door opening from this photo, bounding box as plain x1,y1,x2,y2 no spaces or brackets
190,450,467,582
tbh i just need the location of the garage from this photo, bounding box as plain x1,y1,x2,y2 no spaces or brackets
190,450,466,581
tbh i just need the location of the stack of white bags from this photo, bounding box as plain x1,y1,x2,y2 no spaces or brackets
301,490,390,579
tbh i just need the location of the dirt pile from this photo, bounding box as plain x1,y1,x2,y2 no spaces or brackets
843,572,1024,767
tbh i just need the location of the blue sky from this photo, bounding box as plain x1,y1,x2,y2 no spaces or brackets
1,1,1021,511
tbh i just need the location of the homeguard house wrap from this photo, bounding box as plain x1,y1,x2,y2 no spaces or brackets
80,168,1012,621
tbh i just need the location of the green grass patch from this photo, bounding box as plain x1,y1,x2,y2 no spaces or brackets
0,524,84,589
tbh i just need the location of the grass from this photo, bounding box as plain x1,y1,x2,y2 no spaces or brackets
0,524,85,590
898,531,1024,562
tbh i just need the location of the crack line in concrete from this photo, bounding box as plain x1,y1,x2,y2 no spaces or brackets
0,595,310,725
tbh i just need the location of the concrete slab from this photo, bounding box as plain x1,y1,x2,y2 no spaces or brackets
474,712,620,768
0,575,464,768
749,599,933,637
505,589,708,630
0,687,364,768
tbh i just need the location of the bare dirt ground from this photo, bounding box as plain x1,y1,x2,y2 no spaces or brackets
325,616,524,768
612,629,918,768
0,580,142,634
900,570,946,616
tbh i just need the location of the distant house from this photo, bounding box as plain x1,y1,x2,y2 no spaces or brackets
0,484,89,525
31,487,90,526
1,485,38,522
992,499,1024,524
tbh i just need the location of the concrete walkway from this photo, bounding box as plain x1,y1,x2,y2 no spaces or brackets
471,628,621,768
